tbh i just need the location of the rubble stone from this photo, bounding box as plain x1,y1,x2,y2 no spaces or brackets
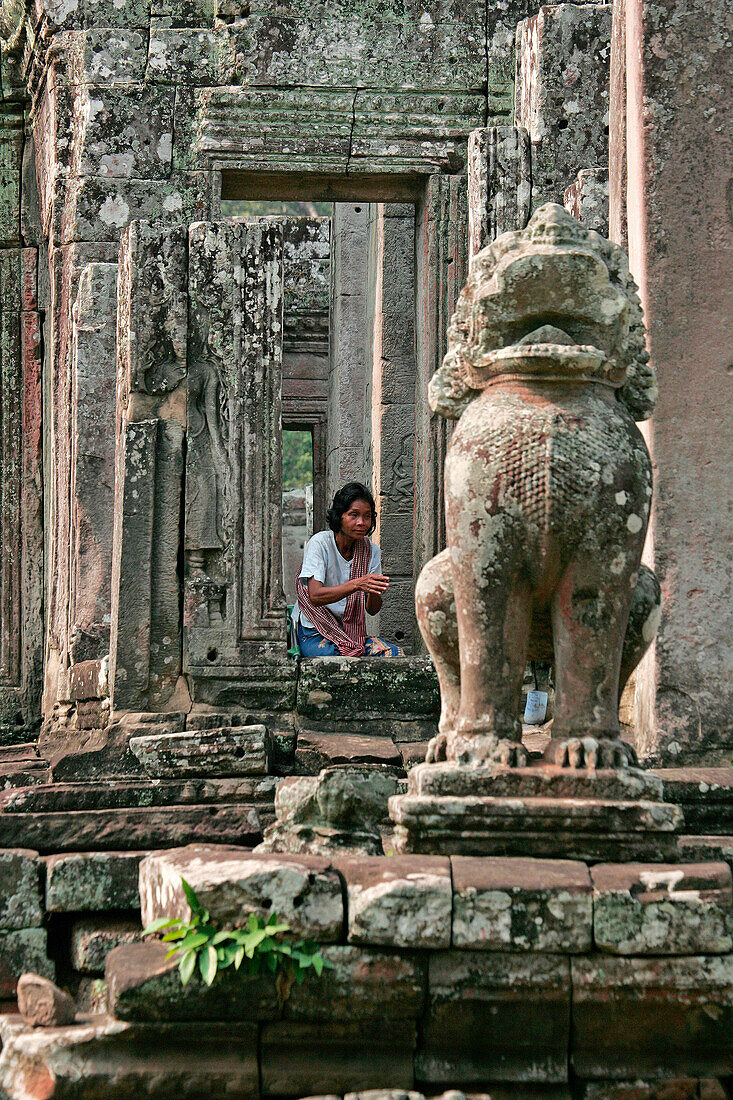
335,856,451,949
591,863,733,955
294,733,403,775
17,973,76,1027
452,857,592,952
139,845,343,941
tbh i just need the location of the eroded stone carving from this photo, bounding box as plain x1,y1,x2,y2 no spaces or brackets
417,204,660,769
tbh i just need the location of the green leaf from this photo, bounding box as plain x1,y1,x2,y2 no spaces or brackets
179,951,197,986
161,928,186,942
180,931,210,951
211,930,233,946
311,955,324,977
141,917,181,936
181,878,202,914
199,944,218,986
164,945,183,962
234,946,245,971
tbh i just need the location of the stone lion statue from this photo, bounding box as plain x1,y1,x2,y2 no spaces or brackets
417,204,661,769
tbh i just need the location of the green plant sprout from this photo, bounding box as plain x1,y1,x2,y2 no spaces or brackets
142,877,331,1001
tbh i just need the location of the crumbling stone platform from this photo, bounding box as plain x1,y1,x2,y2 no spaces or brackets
1,844,732,1098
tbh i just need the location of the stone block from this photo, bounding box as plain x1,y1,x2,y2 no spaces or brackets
129,725,271,777
335,855,451,949
260,1021,415,1097
417,951,571,1083
71,917,142,973
582,1082,727,1100
285,946,426,1024
515,3,612,207
591,863,733,955
139,845,343,941
64,84,175,180
571,955,733,1079
146,27,237,84
0,929,54,996
54,28,148,84
294,733,403,775
0,1016,259,1099
17,974,76,1027
654,769,733,835
107,940,279,1022
0,849,42,929
296,657,439,722
45,851,149,911
452,856,592,952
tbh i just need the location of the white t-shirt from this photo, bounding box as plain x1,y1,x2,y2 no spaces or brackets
293,530,381,630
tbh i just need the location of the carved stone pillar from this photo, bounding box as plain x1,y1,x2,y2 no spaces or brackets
0,246,43,743
109,221,188,714
367,203,417,651
467,127,531,261
184,219,289,711
413,174,468,617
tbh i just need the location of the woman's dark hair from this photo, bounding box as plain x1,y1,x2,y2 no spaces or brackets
327,482,377,536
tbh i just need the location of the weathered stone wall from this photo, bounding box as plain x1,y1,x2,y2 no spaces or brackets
624,0,733,764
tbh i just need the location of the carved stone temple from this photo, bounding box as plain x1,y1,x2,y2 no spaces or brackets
0,0,731,1096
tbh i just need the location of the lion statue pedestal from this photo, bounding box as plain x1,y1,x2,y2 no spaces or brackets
390,205,682,859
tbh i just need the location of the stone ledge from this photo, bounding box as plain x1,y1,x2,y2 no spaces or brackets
334,855,451,949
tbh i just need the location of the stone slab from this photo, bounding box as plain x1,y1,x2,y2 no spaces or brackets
0,1015,258,1099
284,946,426,1024
0,929,53,996
139,845,343,941
417,951,571,1084
591,863,733,955
71,917,142,973
408,764,665,802
334,855,451,949
295,733,403,775
571,955,733,1079
0,850,42,929
7,803,265,855
129,725,271,777
45,851,151,911
260,1021,415,1097
391,794,682,861
679,837,733,864
452,856,592,953
2,776,277,813
581,1083,727,1100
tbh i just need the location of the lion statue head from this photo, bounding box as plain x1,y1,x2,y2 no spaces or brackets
430,203,656,423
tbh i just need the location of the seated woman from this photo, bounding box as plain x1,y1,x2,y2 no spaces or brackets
292,482,404,657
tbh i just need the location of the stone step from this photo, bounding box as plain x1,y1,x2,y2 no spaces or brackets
653,768,733,833
0,775,278,813
0,804,271,854
0,1014,259,1099
129,724,271,777
0,759,52,788
46,851,150,912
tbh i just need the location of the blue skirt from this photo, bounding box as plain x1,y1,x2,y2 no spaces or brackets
296,623,403,657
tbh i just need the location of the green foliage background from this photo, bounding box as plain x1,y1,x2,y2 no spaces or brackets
282,430,313,491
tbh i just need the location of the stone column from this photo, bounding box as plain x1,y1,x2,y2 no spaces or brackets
68,263,118,666
109,221,188,714
0,246,43,743
515,3,613,209
414,174,468,609
467,127,531,261
327,204,370,499
608,0,627,248
367,203,417,651
184,219,288,708
625,0,733,763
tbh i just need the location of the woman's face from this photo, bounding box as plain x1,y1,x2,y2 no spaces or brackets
340,498,373,540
